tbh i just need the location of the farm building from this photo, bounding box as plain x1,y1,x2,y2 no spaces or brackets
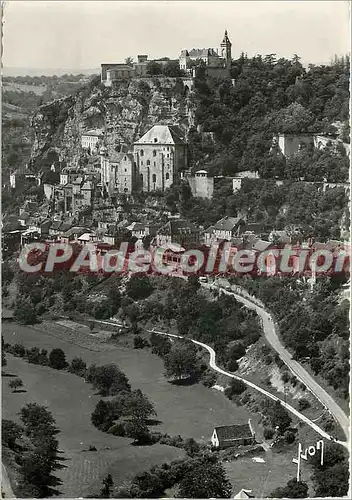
211,419,255,449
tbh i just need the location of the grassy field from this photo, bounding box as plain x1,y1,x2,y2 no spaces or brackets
2,355,185,497
2,321,258,496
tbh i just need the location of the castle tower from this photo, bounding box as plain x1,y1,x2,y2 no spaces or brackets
220,29,232,70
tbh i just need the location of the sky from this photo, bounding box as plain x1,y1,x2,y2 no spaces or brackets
2,0,351,72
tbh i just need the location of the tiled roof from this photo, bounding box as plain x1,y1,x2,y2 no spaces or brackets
188,48,220,58
159,219,199,235
215,424,253,442
135,125,185,145
213,217,243,232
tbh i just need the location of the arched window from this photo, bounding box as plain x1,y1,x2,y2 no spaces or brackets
166,173,170,180
153,150,157,157
152,174,156,183
147,160,150,165
140,149,144,156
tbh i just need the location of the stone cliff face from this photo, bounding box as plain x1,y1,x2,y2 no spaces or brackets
29,77,196,172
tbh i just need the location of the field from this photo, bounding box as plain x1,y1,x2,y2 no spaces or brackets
2,321,258,496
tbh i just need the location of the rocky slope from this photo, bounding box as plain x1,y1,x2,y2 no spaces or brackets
29,77,196,172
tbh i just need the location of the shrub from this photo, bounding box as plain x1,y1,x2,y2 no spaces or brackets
263,428,274,440
201,372,217,388
227,359,239,372
108,422,126,437
298,398,311,411
281,371,290,384
133,335,147,349
284,430,296,444
49,348,68,370
224,378,246,399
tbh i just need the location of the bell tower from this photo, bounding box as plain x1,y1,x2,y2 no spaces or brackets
220,29,232,70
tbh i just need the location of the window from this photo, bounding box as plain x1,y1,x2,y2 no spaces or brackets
147,160,150,165
124,156,127,161
141,161,143,165
140,149,144,156
166,173,170,180
154,138,158,143
125,168,127,172
167,154,169,158
154,162,156,166
152,174,156,183
153,150,157,157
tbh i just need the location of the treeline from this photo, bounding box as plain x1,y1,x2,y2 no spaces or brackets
188,53,349,176
163,178,348,242
233,275,350,399
2,404,62,497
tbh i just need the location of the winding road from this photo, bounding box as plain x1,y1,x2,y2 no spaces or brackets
203,281,349,443
150,327,349,450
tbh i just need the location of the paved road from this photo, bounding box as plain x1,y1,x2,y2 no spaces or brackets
150,328,349,450
1,464,15,498
205,282,350,443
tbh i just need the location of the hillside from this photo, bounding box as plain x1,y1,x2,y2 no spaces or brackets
28,76,194,172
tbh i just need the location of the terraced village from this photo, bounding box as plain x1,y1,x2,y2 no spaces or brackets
2,2,350,499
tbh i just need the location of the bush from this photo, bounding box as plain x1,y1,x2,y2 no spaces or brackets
201,372,217,388
49,348,68,370
227,359,239,372
133,335,147,349
224,378,246,399
298,398,311,411
281,371,290,383
108,422,126,437
284,430,296,444
263,428,274,440
68,357,87,376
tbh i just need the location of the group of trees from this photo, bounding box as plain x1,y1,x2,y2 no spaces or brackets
91,388,156,444
4,341,70,371
2,404,62,497
112,453,232,498
187,53,349,178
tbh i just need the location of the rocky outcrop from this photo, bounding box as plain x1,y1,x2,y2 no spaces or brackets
29,77,196,172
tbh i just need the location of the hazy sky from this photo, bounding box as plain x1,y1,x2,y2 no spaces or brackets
2,0,350,70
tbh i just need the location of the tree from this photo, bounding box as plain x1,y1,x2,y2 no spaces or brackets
184,437,200,457
69,356,87,376
224,378,246,398
9,377,23,392
178,460,232,498
298,398,311,411
49,348,68,370
133,335,147,349
146,61,162,75
164,341,199,381
2,420,23,449
150,332,172,357
13,298,37,324
86,364,131,396
312,462,349,498
125,56,134,66
20,403,58,439
270,478,308,498
91,400,114,430
126,275,153,301
100,473,114,498
124,416,151,444
20,451,59,498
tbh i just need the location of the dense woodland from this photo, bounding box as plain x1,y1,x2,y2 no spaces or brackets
188,53,349,177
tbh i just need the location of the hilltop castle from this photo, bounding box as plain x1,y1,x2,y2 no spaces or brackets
179,30,232,77
101,30,232,85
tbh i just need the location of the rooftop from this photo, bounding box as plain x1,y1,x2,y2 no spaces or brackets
135,125,185,146
214,423,253,441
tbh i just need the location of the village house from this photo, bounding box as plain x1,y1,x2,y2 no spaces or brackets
211,420,255,449
101,55,149,86
81,129,104,151
204,217,246,245
155,219,200,246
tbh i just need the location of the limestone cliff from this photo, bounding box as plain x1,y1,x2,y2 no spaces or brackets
29,77,196,172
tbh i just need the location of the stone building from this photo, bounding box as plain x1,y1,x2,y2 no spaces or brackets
101,55,149,86
81,129,104,151
179,30,232,77
133,125,187,192
272,133,350,159
211,420,255,449
100,148,136,194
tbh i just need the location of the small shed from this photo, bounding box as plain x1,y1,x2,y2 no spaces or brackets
211,419,255,449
